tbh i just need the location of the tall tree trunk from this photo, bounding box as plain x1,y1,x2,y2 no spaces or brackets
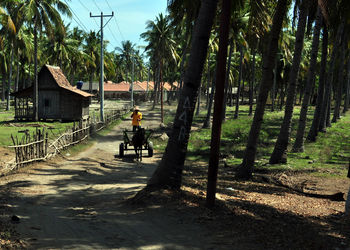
7,46,14,111
234,45,243,119
160,60,164,123
203,71,215,128
271,57,277,112
343,60,350,114
222,40,233,121
206,0,231,208
319,22,344,132
292,7,322,152
196,80,202,115
249,48,256,116
33,25,38,121
269,0,308,164
146,0,218,190
1,68,6,102
237,0,288,179
307,24,328,141
332,31,347,123
15,59,20,92
206,55,210,108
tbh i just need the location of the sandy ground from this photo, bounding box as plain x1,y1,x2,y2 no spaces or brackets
0,105,214,249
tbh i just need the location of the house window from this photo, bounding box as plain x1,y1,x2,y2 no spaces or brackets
44,99,50,107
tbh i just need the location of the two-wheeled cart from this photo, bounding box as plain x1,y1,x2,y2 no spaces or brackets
119,129,153,160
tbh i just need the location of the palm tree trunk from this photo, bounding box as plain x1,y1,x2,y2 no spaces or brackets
146,0,218,190
307,25,328,141
269,0,308,164
237,0,288,179
292,7,322,152
196,81,201,116
203,73,215,128
343,60,350,114
319,22,344,132
234,44,243,119
206,55,210,108
206,0,231,207
15,59,20,92
160,60,164,123
332,31,347,123
33,25,39,121
249,48,256,116
7,46,14,111
222,40,233,121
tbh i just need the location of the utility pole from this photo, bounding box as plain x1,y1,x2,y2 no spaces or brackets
131,58,134,107
90,11,114,122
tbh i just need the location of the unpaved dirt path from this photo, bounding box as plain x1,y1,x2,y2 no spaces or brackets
0,105,212,249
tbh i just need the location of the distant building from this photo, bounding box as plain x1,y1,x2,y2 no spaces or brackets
11,65,93,121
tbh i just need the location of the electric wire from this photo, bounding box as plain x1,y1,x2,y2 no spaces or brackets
77,0,100,29
104,0,125,41
63,0,89,32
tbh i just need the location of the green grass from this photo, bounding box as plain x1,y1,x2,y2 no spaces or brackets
0,111,74,146
156,104,350,178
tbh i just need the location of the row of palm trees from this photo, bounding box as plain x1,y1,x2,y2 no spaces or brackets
143,0,350,206
0,0,149,119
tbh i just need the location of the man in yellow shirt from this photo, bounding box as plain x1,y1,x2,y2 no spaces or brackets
131,106,142,131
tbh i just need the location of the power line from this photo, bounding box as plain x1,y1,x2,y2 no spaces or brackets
77,0,100,30
104,0,125,41
64,0,89,32
107,25,120,46
92,0,102,12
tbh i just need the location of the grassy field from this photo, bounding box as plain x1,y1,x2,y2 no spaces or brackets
0,99,130,147
152,104,350,178
0,110,74,146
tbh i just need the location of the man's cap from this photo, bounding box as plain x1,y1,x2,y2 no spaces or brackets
134,106,140,111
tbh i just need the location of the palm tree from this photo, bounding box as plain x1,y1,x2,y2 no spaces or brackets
20,0,71,121
115,40,136,83
332,29,348,123
84,31,100,93
319,22,344,132
269,0,309,164
306,24,328,141
141,13,178,122
237,0,289,179
292,7,322,152
206,0,232,208
146,0,218,190
0,1,17,110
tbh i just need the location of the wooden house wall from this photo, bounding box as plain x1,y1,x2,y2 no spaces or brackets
38,69,60,90
38,90,60,119
60,90,83,120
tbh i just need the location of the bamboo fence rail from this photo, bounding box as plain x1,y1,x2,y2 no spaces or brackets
5,107,130,172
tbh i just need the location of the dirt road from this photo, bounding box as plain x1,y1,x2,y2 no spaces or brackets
0,106,213,249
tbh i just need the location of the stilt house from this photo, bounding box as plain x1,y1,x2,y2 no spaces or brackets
12,65,93,121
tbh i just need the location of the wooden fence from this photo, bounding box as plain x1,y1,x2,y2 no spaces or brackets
7,107,130,170
9,128,49,166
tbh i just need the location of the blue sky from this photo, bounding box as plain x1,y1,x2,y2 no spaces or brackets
63,0,168,52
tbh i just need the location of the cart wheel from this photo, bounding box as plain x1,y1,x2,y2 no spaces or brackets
119,143,124,157
148,141,153,157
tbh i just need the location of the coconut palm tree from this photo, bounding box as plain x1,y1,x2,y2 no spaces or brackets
146,0,219,190
306,24,328,142
20,0,71,121
141,13,178,122
237,0,289,179
84,31,100,93
115,40,136,83
269,0,309,164
0,0,20,111
292,7,322,152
